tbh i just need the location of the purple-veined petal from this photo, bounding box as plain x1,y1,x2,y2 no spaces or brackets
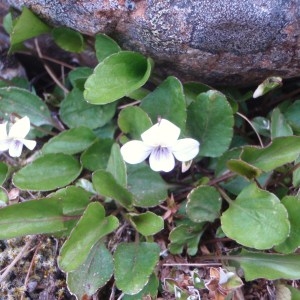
120,140,153,164
149,147,175,172
171,138,200,162
8,116,31,139
21,139,37,150
0,122,8,140
8,140,24,157
141,119,180,147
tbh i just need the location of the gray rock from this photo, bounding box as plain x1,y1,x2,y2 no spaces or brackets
3,0,300,86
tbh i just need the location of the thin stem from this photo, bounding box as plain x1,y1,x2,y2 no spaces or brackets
34,39,69,94
215,185,234,205
236,111,264,147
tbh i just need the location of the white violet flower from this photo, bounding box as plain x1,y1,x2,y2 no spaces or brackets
0,116,37,157
120,118,199,172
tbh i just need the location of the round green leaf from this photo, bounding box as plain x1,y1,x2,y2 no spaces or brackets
67,242,114,298
95,33,121,62
221,183,290,249
114,242,160,295
84,51,152,104
275,196,300,254
271,108,293,139
284,100,300,132
13,154,82,191
0,187,9,207
140,76,186,130
187,90,234,157
128,212,164,236
52,27,85,53
0,87,53,126
118,106,152,139
59,88,116,129
42,127,96,155
127,163,168,207
81,139,114,171
186,186,221,223
58,202,119,272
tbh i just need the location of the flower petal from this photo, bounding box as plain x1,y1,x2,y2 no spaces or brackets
21,139,37,150
141,119,180,147
8,140,24,157
0,139,11,151
0,122,8,140
171,138,200,162
149,147,175,172
9,116,31,139
120,140,152,164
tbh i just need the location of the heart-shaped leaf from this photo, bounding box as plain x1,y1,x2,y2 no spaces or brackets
67,241,114,298
95,33,121,62
58,202,119,272
128,212,164,236
140,76,186,130
13,154,82,191
221,183,290,249
84,51,152,104
187,90,234,157
186,186,221,223
114,242,160,295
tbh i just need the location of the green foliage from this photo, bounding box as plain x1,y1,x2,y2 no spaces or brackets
52,27,85,53
84,51,153,104
2,10,300,297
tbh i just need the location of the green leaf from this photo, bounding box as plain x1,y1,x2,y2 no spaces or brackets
183,81,211,106
127,163,168,207
231,249,300,280
168,223,205,255
0,187,9,207
42,127,96,154
292,156,300,187
0,162,8,185
284,100,300,132
251,117,271,137
227,159,262,179
92,169,133,210
140,76,186,130
58,202,119,272
106,143,127,187
187,90,234,157
186,186,221,223
68,67,93,90
0,198,64,239
3,12,13,34
118,106,152,139
128,212,164,236
95,34,121,62
0,87,53,126
275,196,300,254
84,51,152,104
271,108,293,139
114,242,160,295
122,273,159,300
13,154,82,191
10,7,51,48
221,183,290,249
52,27,85,53
80,139,114,171
67,242,114,299
59,87,116,129
241,136,300,172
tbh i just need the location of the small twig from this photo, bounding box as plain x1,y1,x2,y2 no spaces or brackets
118,100,141,109
236,111,264,147
34,39,69,94
215,185,234,205
0,238,33,282
109,283,117,300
